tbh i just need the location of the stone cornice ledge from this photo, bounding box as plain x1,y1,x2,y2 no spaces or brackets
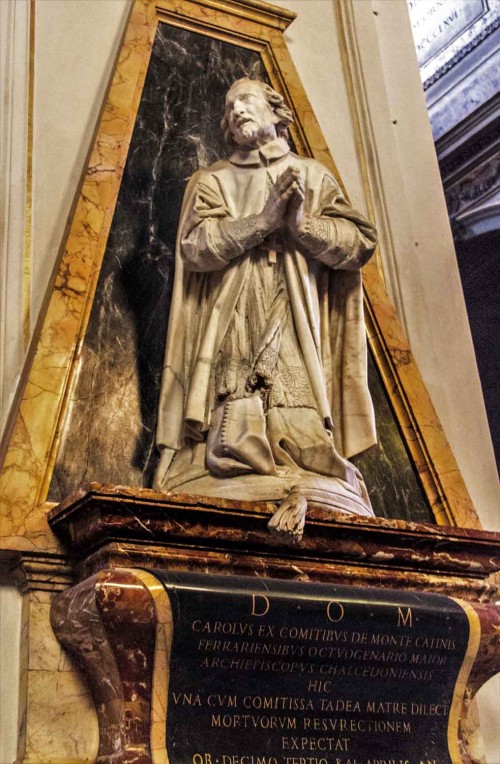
48,483,500,600
0,549,73,592
159,0,297,30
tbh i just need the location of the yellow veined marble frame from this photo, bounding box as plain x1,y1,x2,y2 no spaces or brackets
0,0,480,556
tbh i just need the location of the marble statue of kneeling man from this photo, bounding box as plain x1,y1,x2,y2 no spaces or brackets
153,78,378,542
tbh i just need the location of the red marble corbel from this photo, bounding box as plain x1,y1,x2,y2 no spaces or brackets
459,600,500,763
50,568,157,764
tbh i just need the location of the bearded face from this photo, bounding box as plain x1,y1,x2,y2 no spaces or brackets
224,80,279,148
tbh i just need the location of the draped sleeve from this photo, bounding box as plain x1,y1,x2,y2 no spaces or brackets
180,173,233,272
298,174,377,271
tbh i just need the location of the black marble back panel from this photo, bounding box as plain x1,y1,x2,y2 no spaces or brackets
49,23,433,523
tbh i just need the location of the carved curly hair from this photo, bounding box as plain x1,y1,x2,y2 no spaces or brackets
220,78,294,148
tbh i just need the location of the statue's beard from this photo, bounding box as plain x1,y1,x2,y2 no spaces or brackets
233,121,277,149
234,122,258,145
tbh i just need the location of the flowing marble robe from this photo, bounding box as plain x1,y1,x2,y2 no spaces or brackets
154,138,377,511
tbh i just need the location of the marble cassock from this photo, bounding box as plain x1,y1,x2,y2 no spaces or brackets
153,79,377,529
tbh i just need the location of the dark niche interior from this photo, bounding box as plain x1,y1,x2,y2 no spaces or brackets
48,22,433,523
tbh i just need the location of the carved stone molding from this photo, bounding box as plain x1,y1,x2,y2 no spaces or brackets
423,18,500,91
438,106,500,241
2,551,73,593
48,484,500,601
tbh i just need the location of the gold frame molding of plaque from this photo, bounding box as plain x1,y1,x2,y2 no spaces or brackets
0,0,480,558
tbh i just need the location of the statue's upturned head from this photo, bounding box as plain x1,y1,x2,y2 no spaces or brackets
221,78,294,149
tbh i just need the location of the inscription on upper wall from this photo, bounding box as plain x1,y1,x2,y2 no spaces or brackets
408,0,486,66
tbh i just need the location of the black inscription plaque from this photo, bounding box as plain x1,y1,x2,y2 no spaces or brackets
152,572,476,764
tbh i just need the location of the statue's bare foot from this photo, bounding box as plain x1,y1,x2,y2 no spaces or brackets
268,488,307,545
